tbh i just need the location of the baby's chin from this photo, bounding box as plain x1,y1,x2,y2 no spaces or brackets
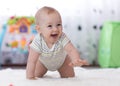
50,37,59,44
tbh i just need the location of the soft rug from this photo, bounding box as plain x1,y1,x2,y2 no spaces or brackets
0,67,120,86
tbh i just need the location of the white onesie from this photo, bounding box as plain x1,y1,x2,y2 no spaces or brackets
30,33,70,71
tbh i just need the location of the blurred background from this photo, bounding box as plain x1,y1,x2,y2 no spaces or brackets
0,0,120,68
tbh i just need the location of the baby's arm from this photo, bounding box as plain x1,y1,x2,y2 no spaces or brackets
64,42,88,67
26,47,40,79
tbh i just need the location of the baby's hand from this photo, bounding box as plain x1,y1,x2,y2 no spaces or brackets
27,77,38,80
69,59,89,67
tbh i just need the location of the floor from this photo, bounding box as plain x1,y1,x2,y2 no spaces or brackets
0,66,120,86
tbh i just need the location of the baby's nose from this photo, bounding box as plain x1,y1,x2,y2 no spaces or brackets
53,26,58,31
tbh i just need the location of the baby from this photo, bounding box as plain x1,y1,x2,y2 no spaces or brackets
26,6,88,79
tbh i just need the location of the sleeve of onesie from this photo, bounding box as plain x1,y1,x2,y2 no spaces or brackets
30,34,41,53
61,33,70,47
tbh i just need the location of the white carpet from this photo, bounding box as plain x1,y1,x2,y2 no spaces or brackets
0,67,120,86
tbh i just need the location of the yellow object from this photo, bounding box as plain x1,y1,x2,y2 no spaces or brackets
11,40,18,48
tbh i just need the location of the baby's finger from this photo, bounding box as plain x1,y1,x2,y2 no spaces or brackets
69,62,82,67
78,60,89,65
82,60,89,65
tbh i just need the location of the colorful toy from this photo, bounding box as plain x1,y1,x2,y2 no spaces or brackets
0,16,37,65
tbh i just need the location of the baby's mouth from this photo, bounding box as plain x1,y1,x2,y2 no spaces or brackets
50,34,58,38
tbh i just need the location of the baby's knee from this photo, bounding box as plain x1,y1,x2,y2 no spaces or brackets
60,72,75,78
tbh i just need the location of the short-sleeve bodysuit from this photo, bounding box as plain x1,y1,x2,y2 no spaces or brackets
30,33,70,71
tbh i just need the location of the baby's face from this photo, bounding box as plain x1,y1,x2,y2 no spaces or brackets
39,12,63,44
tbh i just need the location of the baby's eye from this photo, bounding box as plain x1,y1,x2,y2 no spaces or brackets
48,25,52,27
57,24,61,26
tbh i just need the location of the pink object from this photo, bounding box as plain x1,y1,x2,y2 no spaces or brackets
9,84,13,86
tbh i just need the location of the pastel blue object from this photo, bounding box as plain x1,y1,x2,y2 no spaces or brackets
0,24,7,68
0,24,7,49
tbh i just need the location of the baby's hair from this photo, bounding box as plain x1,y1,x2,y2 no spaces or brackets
35,6,59,25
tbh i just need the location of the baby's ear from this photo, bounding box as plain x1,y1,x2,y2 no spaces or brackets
35,25,40,32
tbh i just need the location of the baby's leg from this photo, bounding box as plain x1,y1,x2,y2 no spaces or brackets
35,60,48,78
58,55,75,78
